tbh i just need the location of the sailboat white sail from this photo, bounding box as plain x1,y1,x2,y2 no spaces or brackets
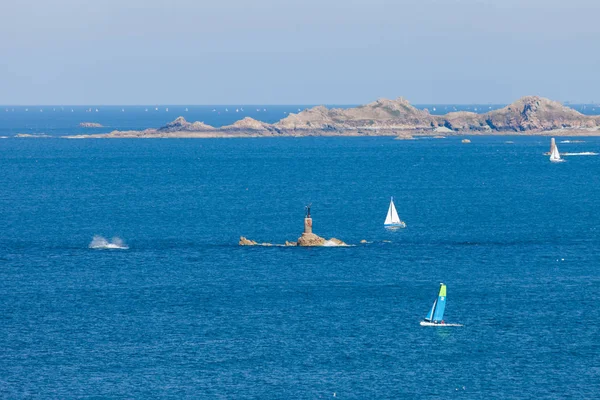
549,138,565,163
384,197,406,228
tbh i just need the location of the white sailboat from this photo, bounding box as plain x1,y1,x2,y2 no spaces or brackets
549,138,565,163
384,197,406,228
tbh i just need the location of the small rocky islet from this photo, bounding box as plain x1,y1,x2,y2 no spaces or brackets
69,95,600,139
239,208,349,247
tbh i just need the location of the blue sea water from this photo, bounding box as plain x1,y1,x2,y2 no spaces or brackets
1,136,600,398
1,103,599,137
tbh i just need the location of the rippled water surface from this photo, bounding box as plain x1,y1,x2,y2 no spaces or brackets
1,137,599,398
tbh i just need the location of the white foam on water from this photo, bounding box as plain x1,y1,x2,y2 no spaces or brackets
562,152,598,156
323,240,350,247
89,235,129,250
420,321,463,327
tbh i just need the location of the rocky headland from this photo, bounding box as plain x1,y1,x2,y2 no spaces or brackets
67,96,600,139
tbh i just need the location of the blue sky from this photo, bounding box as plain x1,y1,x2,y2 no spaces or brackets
1,0,598,104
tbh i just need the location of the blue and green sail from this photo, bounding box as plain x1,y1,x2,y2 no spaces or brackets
424,283,447,323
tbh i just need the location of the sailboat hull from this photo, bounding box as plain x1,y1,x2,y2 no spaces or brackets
420,321,463,327
384,222,406,228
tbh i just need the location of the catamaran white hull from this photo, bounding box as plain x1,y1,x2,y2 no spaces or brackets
550,159,565,163
420,321,463,327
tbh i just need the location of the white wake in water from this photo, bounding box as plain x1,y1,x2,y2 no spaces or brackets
322,240,351,247
562,152,598,156
89,235,129,250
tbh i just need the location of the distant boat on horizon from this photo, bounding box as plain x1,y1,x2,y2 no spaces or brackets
384,197,406,228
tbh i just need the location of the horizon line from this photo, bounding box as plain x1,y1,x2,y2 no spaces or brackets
1,102,598,107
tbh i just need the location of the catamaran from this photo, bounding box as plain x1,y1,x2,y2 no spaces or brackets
384,197,406,228
549,138,565,163
420,283,462,327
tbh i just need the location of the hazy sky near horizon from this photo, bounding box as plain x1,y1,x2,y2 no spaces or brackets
1,0,599,105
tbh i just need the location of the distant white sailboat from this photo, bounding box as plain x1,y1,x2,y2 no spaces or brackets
384,197,406,228
185,108,188,112
549,138,565,163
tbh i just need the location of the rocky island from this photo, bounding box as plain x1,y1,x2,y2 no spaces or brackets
67,96,600,139
239,206,348,247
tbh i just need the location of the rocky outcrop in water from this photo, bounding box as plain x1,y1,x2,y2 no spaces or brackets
222,117,272,131
296,232,326,247
443,96,600,132
157,116,215,133
239,236,258,246
66,96,600,139
239,234,348,247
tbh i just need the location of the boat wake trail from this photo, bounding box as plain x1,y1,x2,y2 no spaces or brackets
562,152,598,156
89,235,129,250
